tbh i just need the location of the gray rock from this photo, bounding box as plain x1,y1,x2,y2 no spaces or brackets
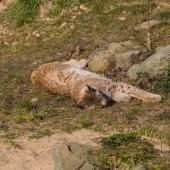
88,41,141,72
108,41,140,54
128,45,170,79
52,142,95,170
128,64,141,80
114,50,140,68
141,20,161,30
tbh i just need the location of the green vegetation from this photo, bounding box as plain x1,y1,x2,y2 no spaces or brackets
30,128,52,139
80,117,94,128
101,132,139,148
16,99,33,111
48,0,79,17
12,108,36,123
5,0,41,26
155,9,170,21
95,132,169,169
152,65,170,98
137,127,170,146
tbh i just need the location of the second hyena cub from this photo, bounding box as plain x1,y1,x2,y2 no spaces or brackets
31,59,161,107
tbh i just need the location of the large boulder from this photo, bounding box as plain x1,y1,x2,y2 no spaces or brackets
128,45,170,79
88,41,142,72
52,142,95,170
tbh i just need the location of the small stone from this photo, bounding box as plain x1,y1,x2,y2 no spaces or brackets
70,24,75,30
32,61,38,65
80,4,87,11
31,98,39,103
35,33,40,37
11,42,18,46
46,17,50,21
118,16,126,21
72,15,76,20
141,20,161,29
9,33,14,36
59,22,67,29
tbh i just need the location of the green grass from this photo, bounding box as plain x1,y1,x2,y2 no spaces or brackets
152,65,170,98
12,108,36,123
16,99,33,112
155,9,170,21
35,106,59,120
48,0,79,17
30,128,52,139
94,132,169,169
4,0,41,27
125,103,142,124
101,132,139,148
80,117,94,128
137,127,170,146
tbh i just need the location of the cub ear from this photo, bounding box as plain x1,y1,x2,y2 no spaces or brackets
85,85,96,93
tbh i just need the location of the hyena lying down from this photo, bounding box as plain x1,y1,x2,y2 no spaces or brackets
31,59,161,107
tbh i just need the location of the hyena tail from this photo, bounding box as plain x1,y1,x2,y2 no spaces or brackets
128,84,161,102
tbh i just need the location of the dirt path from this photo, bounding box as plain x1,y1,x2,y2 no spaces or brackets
0,129,102,170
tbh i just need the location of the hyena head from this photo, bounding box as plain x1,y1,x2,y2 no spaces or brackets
84,85,114,107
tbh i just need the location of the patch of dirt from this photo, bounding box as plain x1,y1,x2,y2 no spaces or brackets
0,0,14,12
0,129,102,170
142,136,169,152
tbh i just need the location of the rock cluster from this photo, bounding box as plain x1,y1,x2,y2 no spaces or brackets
88,42,170,80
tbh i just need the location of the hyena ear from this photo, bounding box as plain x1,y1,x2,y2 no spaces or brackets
85,85,96,93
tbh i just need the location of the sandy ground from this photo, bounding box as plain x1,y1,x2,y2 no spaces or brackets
0,0,14,11
0,129,102,170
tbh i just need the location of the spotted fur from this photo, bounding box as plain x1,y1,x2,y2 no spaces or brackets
31,59,161,107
